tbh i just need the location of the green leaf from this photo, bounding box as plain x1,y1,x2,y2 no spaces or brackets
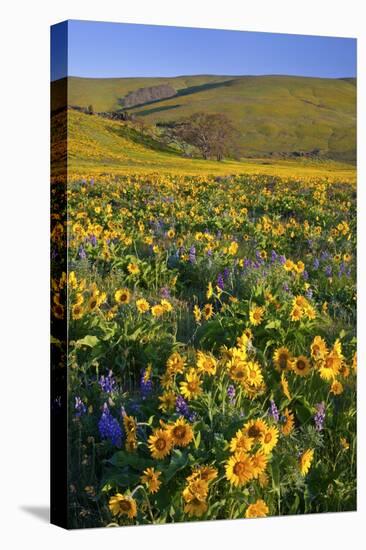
164,449,189,482
109,450,154,471
75,335,100,348
194,430,201,449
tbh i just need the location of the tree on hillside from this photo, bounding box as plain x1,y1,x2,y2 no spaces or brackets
165,112,239,161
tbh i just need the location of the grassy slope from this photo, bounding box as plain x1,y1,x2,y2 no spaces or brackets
63,109,355,182
52,75,356,161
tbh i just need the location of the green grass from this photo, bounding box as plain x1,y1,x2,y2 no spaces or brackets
58,109,355,182
52,74,356,161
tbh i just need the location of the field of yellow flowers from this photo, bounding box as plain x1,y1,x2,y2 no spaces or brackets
51,171,356,528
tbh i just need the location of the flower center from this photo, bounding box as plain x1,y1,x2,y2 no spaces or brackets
248,426,260,438
233,462,246,475
264,433,272,444
155,438,166,451
173,426,186,440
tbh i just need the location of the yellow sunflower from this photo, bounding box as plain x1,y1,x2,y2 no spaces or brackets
140,467,161,494
169,417,194,447
330,380,344,395
225,451,254,486
108,493,137,519
166,352,186,375
245,499,269,518
136,298,150,313
260,425,279,454
281,408,295,436
290,306,302,321
245,361,263,388
310,335,328,360
243,419,268,442
203,303,214,320
318,351,342,381
151,304,164,317
72,303,84,320
299,449,314,476
193,304,202,323
127,262,140,275
196,350,217,376
291,355,311,377
250,451,268,478
180,368,203,401
249,305,265,326
273,347,292,372
148,428,172,460
182,479,208,503
187,465,218,483
206,281,213,299
115,288,131,305
158,391,176,412
229,429,253,453
160,299,173,313
281,372,292,400
52,303,64,320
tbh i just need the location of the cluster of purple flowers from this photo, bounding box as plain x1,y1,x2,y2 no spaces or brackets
314,402,326,431
140,367,153,399
268,400,280,422
217,272,225,290
78,245,87,259
227,385,236,405
74,396,87,417
189,245,196,264
98,370,117,393
176,395,196,422
160,287,170,299
98,403,123,447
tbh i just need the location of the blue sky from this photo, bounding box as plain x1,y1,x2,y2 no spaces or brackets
51,20,356,81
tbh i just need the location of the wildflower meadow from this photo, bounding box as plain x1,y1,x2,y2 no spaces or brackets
51,172,356,527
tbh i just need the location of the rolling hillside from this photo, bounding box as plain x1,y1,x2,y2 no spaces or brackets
52,74,356,161
51,109,355,182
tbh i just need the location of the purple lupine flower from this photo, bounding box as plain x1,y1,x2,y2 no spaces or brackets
160,287,170,299
217,272,225,290
271,250,278,262
320,250,329,261
99,370,116,393
78,245,87,260
313,258,320,270
98,403,123,447
74,396,87,417
302,270,309,281
255,250,265,264
223,267,230,280
176,395,191,419
278,255,286,265
314,402,326,432
227,385,236,405
207,248,213,257
90,234,97,246
325,265,332,277
305,287,313,299
268,400,280,422
244,258,251,269
140,367,153,399
189,245,196,263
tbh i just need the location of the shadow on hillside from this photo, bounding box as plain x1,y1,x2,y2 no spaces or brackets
120,78,236,114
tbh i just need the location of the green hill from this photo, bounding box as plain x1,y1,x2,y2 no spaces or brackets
51,109,355,182
52,74,356,161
